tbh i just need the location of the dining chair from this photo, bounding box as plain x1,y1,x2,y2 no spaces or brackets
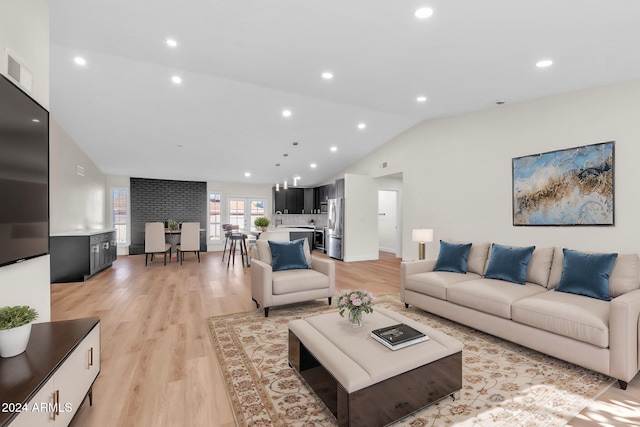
144,222,172,266
177,222,201,265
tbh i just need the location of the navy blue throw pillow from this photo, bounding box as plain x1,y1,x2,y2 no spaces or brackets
484,243,535,285
268,239,309,271
434,241,472,273
555,248,617,301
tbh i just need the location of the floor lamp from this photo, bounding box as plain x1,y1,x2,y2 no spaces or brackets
412,229,433,260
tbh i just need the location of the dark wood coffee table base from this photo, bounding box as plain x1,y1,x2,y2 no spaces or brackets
289,330,462,427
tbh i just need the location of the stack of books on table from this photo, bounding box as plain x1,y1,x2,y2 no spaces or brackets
371,323,430,350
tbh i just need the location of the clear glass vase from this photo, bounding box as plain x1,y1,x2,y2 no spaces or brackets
349,309,364,328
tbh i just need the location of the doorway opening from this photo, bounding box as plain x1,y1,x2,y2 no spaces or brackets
376,172,403,258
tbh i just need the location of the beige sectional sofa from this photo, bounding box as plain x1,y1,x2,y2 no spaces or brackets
400,242,640,389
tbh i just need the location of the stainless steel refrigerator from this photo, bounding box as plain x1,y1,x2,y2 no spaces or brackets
326,198,344,260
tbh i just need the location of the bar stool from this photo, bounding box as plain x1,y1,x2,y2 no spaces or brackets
227,230,248,268
221,224,237,262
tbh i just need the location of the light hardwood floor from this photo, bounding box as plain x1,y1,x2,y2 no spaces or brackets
50,250,639,426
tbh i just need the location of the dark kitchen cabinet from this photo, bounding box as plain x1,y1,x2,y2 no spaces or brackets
335,178,345,198
274,187,287,212
288,188,305,213
50,230,117,283
303,188,314,213
273,187,305,213
313,183,336,210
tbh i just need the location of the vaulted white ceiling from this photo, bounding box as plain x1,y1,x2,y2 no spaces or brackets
49,0,640,186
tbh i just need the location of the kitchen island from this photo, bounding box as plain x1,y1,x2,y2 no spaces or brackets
276,226,316,250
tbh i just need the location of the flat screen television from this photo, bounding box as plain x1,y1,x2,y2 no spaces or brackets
0,74,49,268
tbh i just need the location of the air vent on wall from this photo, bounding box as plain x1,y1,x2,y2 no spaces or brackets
5,50,33,92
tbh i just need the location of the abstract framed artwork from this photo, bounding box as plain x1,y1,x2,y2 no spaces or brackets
513,141,614,226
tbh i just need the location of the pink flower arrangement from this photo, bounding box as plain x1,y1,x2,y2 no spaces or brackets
337,289,374,318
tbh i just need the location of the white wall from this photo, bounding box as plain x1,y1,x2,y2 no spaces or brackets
0,0,50,321
50,118,107,232
340,79,640,260
0,256,51,322
0,0,49,109
344,174,378,262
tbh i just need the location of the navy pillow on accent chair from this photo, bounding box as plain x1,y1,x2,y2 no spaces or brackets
484,243,535,285
268,239,309,272
555,248,618,301
434,241,472,274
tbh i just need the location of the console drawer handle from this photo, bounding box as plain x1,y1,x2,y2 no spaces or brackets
54,390,60,418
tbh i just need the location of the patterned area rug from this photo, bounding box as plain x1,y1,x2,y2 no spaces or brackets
206,295,614,426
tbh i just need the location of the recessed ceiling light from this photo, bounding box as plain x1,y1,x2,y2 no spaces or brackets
244,172,251,177
330,146,338,152
282,109,292,117
310,163,317,168
536,59,553,68
357,123,366,130
414,7,434,19
416,95,427,103
74,57,87,66
172,75,182,84
322,72,333,80
32,119,40,123
166,38,178,47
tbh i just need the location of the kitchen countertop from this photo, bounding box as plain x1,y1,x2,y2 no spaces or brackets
50,228,116,237
276,226,320,232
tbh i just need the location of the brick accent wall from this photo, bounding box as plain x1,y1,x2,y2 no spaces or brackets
130,178,207,255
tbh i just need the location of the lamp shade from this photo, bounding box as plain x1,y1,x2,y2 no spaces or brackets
412,228,433,243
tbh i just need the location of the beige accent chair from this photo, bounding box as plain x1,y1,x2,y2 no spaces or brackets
177,222,201,265
145,222,172,266
251,232,335,317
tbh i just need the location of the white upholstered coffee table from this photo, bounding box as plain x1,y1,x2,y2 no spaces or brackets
288,307,463,426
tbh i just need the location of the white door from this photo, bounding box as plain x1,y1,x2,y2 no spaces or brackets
228,197,267,229
378,190,399,255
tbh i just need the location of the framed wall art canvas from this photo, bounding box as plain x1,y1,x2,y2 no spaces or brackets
513,141,614,226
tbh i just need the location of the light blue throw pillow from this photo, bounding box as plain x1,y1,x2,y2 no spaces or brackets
268,239,309,271
434,241,472,274
484,243,535,285
555,248,617,301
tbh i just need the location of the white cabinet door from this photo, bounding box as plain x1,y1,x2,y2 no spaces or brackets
9,378,55,427
53,324,100,427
